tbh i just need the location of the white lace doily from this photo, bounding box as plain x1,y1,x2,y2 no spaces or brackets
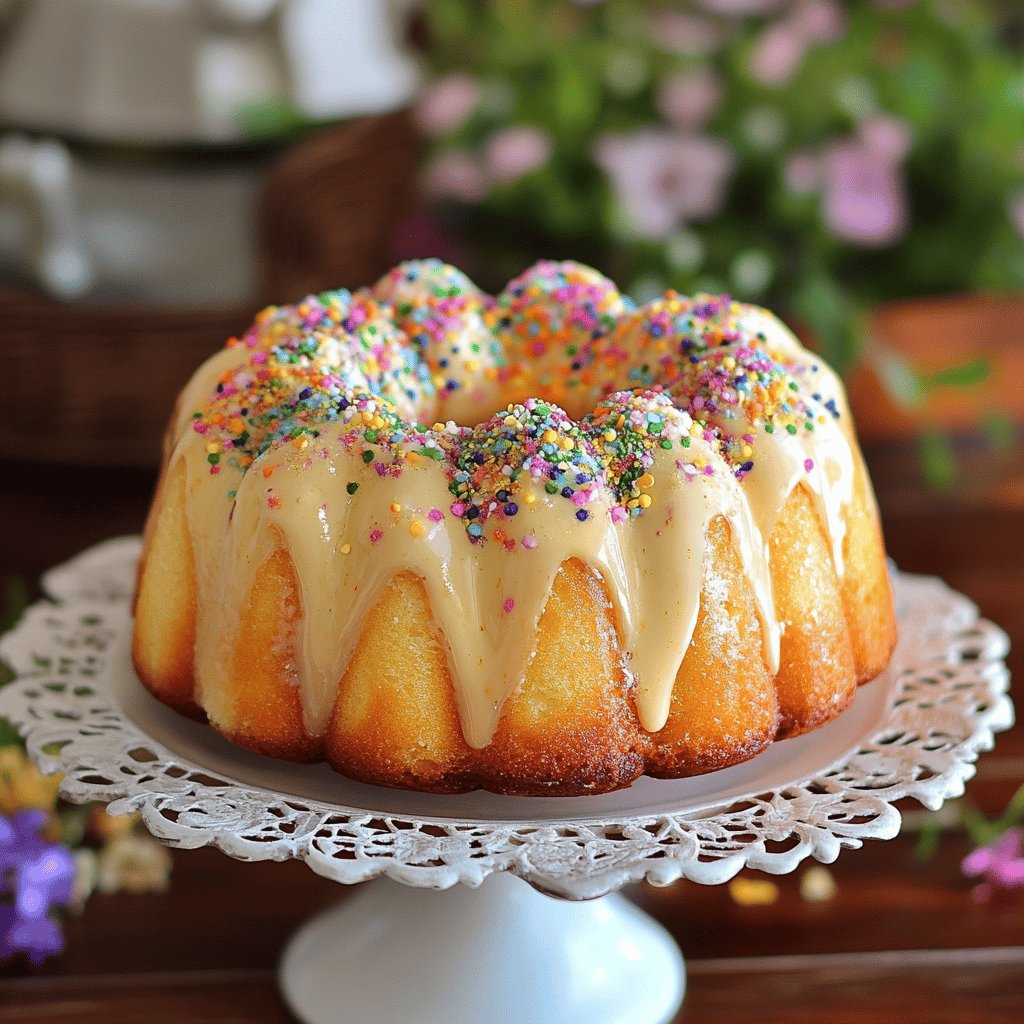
0,536,1012,900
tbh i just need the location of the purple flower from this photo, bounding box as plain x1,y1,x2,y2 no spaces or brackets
0,810,45,879
750,21,808,86
962,828,1024,904
822,138,908,246
414,74,481,138
787,113,912,243
0,904,64,964
750,1,846,87
648,12,722,57
784,150,822,194
697,0,782,12
792,0,846,43
594,129,735,240
656,70,724,130
421,151,488,204
1,810,75,965
859,114,912,163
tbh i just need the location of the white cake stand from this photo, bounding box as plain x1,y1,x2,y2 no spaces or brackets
0,538,1013,1024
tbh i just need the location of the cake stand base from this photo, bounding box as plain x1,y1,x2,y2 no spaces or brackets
279,872,685,1024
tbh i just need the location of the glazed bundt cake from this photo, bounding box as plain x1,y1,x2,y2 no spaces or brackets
133,259,896,796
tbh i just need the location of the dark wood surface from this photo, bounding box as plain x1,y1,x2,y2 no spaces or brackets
0,441,1021,1022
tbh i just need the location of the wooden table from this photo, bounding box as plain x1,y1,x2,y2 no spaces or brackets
0,442,1021,1023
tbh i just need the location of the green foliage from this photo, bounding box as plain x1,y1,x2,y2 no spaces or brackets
235,99,314,140
920,358,991,391
0,575,26,635
0,716,20,746
420,0,1024,369
919,427,958,489
0,572,26,752
962,784,1024,846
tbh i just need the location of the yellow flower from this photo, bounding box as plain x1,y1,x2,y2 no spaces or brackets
0,747,61,815
88,805,140,841
727,876,779,907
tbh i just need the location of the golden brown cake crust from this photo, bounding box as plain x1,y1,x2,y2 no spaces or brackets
134,480,895,796
132,260,897,796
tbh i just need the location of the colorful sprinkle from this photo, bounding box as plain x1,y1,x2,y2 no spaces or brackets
186,259,844,547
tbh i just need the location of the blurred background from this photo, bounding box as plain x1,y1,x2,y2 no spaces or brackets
0,0,1021,489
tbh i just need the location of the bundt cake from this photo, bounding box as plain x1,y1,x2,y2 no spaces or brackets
133,259,896,796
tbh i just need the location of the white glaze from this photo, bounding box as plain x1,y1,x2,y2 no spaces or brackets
159,266,856,746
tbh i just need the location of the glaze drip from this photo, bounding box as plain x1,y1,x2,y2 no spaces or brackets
172,260,854,745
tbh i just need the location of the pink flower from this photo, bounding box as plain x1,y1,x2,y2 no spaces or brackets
962,828,1024,903
750,1,845,86
697,0,782,13
648,12,722,57
414,74,480,137
859,114,912,163
594,129,735,240
822,139,908,246
656,70,724,130
421,151,487,203
750,22,807,86
784,150,821,194
483,127,553,184
792,0,845,43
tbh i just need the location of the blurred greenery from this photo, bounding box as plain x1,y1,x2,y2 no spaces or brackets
919,427,958,489
915,782,1024,862
963,783,1024,846
0,573,28,748
418,0,1024,373
1,574,27,635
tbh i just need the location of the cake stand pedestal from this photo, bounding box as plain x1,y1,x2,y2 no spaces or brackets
280,873,684,1024
0,538,1013,1024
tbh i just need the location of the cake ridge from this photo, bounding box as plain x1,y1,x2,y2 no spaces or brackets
137,258,893,776
184,401,780,743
